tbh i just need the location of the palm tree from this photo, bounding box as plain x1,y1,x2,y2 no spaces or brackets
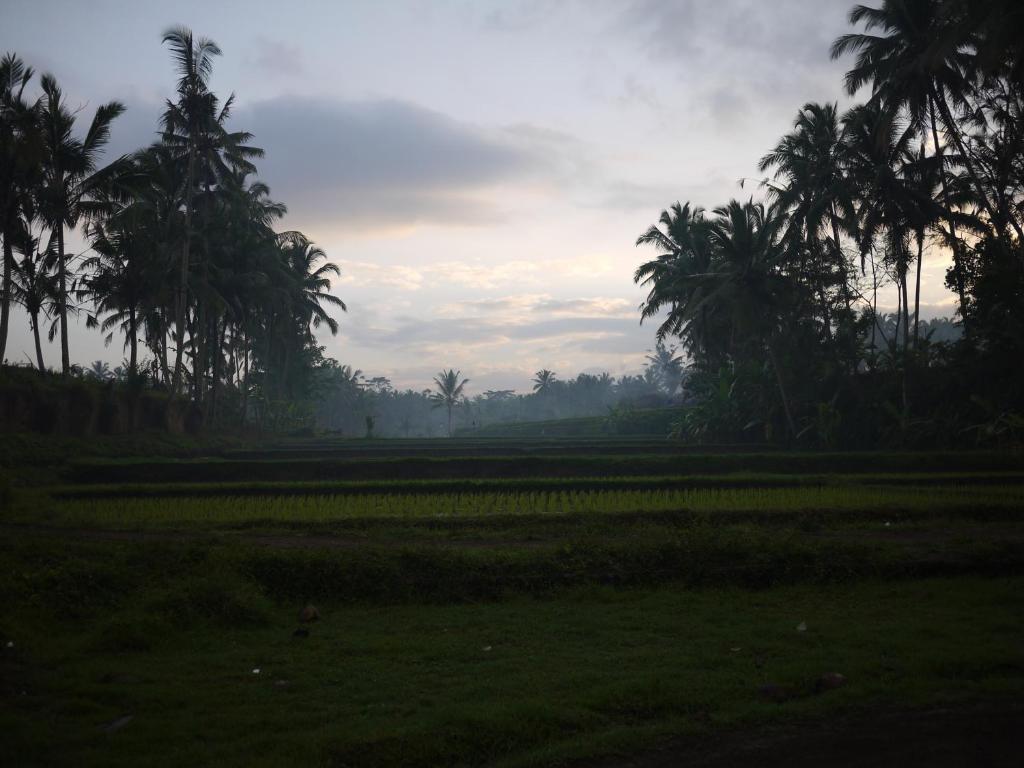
635,201,720,364
644,341,684,395
36,73,125,374
159,26,222,395
829,0,1018,310
430,368,469,437
758,102,857,317
682,200,799,437
532,369,556,394
86,359,113,381
278,231,346,336
10,223,55,371
0,53,39,364
81,199,161,377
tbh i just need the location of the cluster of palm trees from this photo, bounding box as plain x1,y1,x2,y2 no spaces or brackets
0,28,344,426
636,0,1024,445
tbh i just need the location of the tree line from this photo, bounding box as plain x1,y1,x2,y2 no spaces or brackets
636,0,1024,447
313,345,683,438
0,27,344,427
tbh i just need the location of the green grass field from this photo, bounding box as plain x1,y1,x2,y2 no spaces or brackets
1,435,1022,766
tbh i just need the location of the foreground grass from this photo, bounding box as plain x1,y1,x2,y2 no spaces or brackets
1,548,1020,767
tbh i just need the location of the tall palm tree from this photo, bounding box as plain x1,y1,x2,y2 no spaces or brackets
277,231,346,337
430,368,469,437
81,197,162,376
829,0,1017,310
36,73,124,374
0,53,39,364
635,201,720,363
681,200,799,437
10,222,55,371
758,102,857,315
532,369,556,394
160,26,222,394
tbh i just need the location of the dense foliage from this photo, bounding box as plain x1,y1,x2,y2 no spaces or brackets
636,0,1024,447
0,29,344,429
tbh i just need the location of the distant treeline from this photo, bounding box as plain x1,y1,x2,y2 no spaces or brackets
311,345,684,438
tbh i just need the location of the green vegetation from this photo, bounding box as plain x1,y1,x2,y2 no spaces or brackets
3,0,1024,763
38,484,1024,527
3,434,1023,764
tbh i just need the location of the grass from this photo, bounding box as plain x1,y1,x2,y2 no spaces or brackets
1,539,1020,767
62,449,1024,485
39,483,1024,528
3,440,1023,765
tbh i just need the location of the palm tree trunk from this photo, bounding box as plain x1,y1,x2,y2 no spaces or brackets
0,238,12,364
901,267,910,352
171,146,196,396
240,328,250,427
447,403,453,437
830,209,851,310
929,96,970,324
913,234,923,350
765,338,797,440
128,308,138,376
56,225,70,375
158,320,170,385
30,312,44,371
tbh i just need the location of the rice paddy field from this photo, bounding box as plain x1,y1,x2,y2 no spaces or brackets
1,437,1023,766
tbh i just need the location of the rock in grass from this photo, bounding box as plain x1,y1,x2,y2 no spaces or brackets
292,627,309,639
816,672,847,691
298,605,320,623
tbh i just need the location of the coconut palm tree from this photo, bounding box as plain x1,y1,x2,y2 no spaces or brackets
635,201,720,363
644,341,684,395
681,200,799,437
277,231,346,337
532,369,556,394
36,72,125,374
758,102,858,315
0,53,39,364
829,0,1018,307
10,222,55,371
430,368,469,437
160,26,222,394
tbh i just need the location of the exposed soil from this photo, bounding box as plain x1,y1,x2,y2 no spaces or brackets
584,701,1024,768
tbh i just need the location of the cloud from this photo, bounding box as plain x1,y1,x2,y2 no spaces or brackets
235,96,576,231
437,294,635,319
249,37,306,77
617,0,853,124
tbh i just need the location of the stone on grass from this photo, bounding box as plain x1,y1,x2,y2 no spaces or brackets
298,604,320,623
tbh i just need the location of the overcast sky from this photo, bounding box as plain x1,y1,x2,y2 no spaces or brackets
1,0,958,393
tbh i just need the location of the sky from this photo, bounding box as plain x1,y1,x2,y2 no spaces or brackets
1,0,959,393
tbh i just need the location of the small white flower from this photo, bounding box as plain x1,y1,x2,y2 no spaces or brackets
482,646,492,652
5,641,12,649
252,668,261,675
796,621,807,632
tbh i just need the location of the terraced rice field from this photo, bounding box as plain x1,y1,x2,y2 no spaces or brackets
1,437,1022,766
